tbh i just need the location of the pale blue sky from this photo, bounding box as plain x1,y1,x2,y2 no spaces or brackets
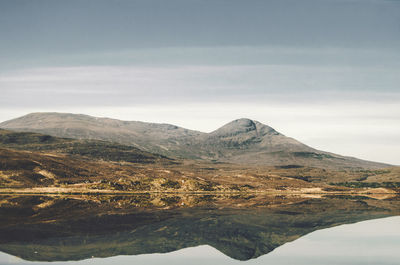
0,0,399,164
1,0,400,69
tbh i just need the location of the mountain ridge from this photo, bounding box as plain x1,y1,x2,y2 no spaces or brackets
0,112,390,170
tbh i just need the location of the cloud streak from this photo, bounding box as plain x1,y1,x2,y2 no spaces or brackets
1,63,399,107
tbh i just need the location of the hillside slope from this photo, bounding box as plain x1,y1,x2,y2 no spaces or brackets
0,129,172,164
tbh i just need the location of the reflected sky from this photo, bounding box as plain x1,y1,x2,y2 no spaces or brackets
1,216,399,265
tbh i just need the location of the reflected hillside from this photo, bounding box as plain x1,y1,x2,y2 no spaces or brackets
0,195,400,261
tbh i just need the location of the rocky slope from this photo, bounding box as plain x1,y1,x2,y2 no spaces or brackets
0,112,391,169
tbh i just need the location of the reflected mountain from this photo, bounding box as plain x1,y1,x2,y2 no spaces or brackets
0,194,399,261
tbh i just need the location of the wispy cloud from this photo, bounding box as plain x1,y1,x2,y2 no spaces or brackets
1,63,399,107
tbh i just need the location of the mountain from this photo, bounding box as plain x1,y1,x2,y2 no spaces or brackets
0,112,390,170
0,112,204,159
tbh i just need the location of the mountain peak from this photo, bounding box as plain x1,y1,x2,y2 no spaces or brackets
227,118,257,130
210,118,278,137
210,118,256,136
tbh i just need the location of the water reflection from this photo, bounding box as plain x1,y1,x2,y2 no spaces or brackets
0,194,399,264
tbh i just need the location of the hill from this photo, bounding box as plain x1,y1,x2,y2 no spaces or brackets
0,112,390,170
0,128,399,194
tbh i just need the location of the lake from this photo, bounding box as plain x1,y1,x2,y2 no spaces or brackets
0,194,399,265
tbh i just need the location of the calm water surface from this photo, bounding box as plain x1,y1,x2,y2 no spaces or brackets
0,195,399,265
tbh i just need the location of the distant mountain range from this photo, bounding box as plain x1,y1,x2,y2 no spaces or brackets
0,112,390,170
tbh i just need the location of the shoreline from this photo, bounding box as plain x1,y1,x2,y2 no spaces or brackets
1,188,398,196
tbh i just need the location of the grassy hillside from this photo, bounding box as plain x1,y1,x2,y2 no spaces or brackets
0,128,399,194
0,147,325,192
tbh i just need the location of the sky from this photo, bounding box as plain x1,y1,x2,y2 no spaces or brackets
0,0,399,164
